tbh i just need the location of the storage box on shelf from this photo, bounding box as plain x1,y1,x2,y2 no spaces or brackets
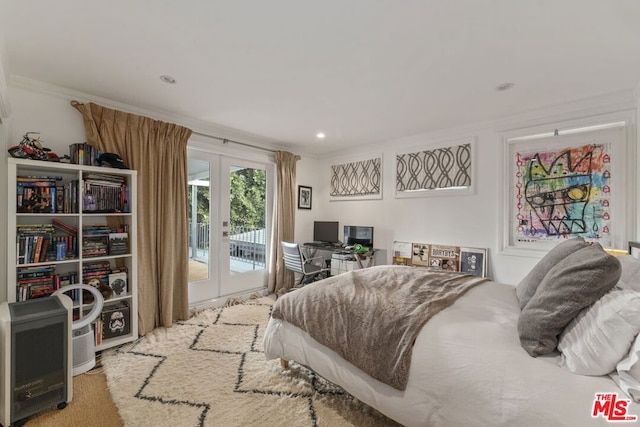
7,157,138,351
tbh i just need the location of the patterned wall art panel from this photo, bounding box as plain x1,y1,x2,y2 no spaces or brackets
330,155,382,200
503,120,629,253
396,140,473,197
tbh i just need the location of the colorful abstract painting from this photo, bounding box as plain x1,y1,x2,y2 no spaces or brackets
513,143,612,244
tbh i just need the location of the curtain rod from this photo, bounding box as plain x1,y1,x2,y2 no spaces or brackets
69,99,280,155
192,131,277,153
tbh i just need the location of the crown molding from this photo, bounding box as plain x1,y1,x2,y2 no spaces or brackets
324,88,637,159
8,75,294,152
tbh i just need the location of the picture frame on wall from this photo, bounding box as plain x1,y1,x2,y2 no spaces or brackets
500,115,631,255
298,185,312,209
329,153,383,201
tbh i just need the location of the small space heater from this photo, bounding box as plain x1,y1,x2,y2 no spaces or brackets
0,294,73,427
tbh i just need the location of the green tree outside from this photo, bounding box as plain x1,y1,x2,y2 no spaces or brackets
230,167,266,230
188,167,266,230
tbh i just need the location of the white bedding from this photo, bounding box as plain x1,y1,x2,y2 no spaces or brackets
264,281,640,426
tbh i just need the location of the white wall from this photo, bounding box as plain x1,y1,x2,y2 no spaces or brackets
2,81,639,290
295,93,640,285
5,86,88,154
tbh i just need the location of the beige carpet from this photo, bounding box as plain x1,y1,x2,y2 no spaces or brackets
26,368,123,426
99,295,400,427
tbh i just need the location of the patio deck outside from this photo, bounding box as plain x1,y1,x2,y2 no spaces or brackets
188,223,266,282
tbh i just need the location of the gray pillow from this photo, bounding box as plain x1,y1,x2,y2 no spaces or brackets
518,243,621,357
515,237,588,309
617,255,640,291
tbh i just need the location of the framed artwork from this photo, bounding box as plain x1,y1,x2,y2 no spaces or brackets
396,137,475,198
501,115,631,254
329,153,382,201
297,185,312,209
459,247,487,278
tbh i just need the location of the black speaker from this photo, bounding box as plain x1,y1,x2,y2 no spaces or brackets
0,294,73,427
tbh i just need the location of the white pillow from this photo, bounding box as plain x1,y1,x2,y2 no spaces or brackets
617,255,640,291
610,334,640,402
558,288,640,376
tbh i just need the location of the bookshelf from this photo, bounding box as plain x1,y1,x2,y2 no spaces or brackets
7,157,138,351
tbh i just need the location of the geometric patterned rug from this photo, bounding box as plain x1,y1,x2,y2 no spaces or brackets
101,295,400,427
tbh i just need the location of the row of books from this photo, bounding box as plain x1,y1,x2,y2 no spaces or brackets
16,173,131,214
17,222,78,264
17,234,127,263
17,223,55,264
16,266,129,303
17,234,77,264
70,142,102,166
82,226,129,258
17,221,127,264
83,173,129,213
82,261,129,297
16,176,80,213
16,265,78,301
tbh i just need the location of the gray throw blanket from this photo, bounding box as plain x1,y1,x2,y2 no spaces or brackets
271,265,488,390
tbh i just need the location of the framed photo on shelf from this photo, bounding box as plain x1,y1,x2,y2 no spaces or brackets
298,185,312,210
459,247,487,278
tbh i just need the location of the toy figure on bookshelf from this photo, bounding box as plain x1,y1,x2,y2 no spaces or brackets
8,132,69,162
83,278,113,303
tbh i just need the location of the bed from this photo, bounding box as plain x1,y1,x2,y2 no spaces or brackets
264,240,640,426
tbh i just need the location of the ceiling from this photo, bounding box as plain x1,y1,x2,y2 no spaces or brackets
1,1,640,155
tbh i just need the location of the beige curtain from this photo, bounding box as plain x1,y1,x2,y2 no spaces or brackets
71,101,192,335
268,151,298,293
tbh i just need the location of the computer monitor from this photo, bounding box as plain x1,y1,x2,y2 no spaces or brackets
313,221,340,244
343,225,374,247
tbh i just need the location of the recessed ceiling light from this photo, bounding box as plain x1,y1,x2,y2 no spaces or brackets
496,82,514,91
160,75,177,84
316,132,326,139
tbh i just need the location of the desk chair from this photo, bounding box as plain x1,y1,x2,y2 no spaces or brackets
281,241,330,286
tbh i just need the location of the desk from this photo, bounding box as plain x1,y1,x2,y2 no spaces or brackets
301,243,380,276
300,243,341,268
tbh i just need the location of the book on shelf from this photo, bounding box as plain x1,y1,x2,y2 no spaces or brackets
108,271,127,296
82,173,128,213
52,235,77,260
17,186,57,213
52,218,78,235
82,261,111,283
82,235,109,258
16,224,55,264
64,180,79,213
82,224,112,258
94,319,103,346
108,232,129,255
70,142,101,166
16,176,80,214
15,265,78,301
17,175,63,182
56,185,65,213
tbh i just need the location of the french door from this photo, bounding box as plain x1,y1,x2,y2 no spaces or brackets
187,151,273,305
